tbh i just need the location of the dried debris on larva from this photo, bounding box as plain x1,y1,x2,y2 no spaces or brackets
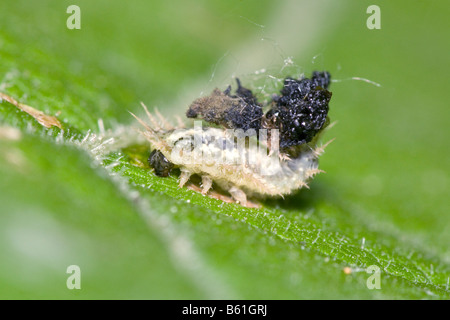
132,71,334,207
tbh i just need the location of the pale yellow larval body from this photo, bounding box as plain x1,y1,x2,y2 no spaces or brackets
132,107,328,206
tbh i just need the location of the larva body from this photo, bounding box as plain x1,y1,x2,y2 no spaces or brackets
159,127,321,196
133,71,333,206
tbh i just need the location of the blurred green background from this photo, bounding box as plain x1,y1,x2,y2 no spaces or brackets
0,0,449,299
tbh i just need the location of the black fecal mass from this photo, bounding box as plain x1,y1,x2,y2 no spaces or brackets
186,71,331,148
186,78,263,132
148,150,174,177
265,71,332,148
232,78,259,105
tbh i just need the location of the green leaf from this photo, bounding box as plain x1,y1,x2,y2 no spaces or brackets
1,0,449,299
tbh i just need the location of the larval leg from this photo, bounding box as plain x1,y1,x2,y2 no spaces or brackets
229,186,247,206
201,175,213,195
186,184,260,208
179,170,191,188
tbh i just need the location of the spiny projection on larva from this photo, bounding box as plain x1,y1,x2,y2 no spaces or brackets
131,71,333,207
